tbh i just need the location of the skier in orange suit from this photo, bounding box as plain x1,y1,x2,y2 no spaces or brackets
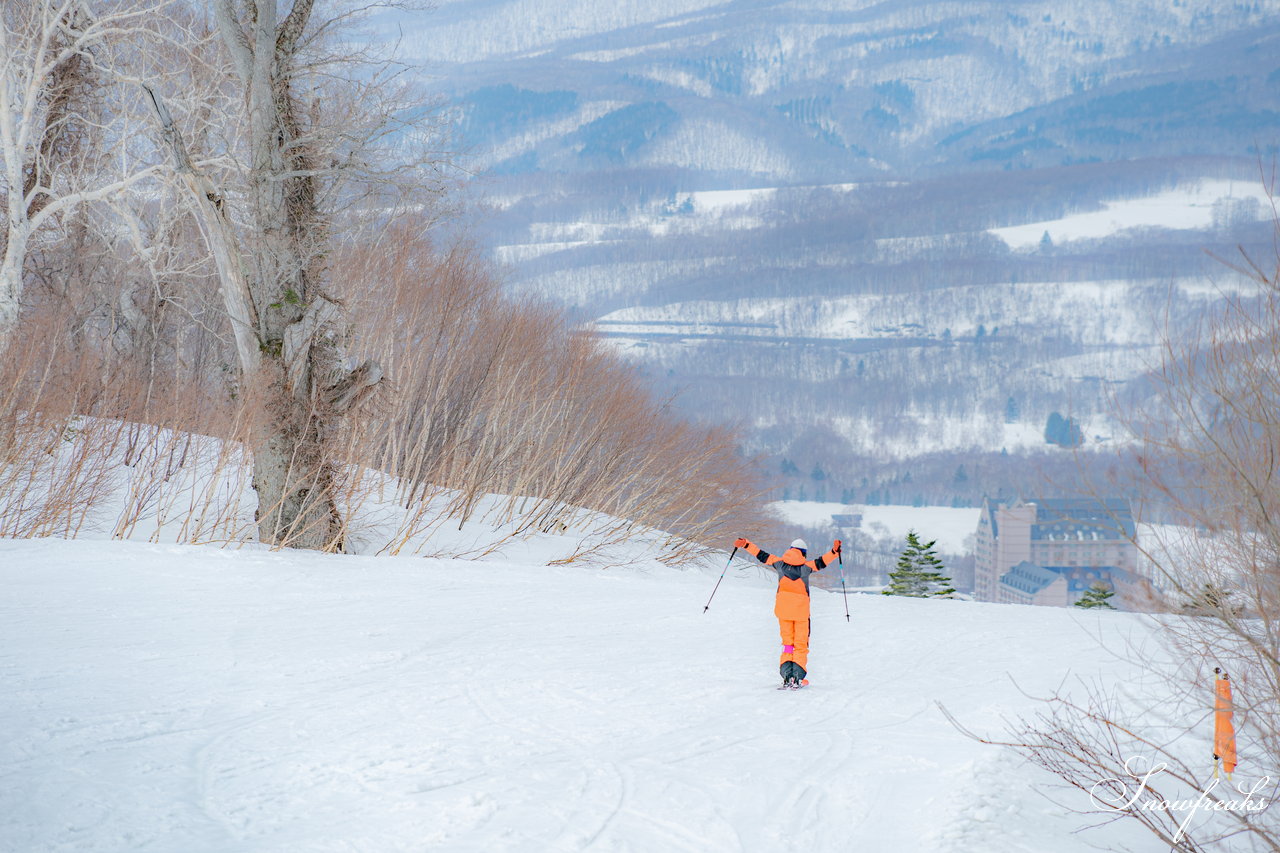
733,537,842,687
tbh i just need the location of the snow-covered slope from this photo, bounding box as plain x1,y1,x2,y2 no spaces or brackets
0,419,703,567
2,537,1176,851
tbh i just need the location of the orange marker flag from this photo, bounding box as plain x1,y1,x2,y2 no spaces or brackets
1214,668,1237,778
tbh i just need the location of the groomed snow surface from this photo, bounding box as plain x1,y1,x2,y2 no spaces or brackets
1,537,1177,852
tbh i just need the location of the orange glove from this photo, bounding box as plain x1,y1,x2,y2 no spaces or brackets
833,539,842,553
734,537,749,549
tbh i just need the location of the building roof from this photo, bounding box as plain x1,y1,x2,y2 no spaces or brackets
980,496,1000,539
1031,498,1135,540
999,560,1063,596
1041,565,1138,594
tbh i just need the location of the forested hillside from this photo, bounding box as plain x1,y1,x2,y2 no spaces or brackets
379,0,1280,504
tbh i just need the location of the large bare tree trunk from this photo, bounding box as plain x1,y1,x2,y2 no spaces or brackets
210,0,379,549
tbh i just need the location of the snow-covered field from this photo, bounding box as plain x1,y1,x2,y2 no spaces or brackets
2,536,1178,852
769,501,981,554
990,180,1273,249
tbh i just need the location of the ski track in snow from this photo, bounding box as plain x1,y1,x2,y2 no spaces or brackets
0,538,1172,852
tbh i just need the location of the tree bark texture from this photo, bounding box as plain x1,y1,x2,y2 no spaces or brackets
211,0,378,549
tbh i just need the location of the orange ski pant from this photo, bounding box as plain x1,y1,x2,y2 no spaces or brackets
778,619,810,669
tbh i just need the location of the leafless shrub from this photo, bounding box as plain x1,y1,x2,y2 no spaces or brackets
336,219,778,563
0,305,128,537
0,248,252,544
940,679,1272,852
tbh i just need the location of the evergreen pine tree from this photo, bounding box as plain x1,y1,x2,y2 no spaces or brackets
1044,411,1085,447
1064,417,1084,447
1075,582,1117,610
1004,396,1020,424
883,530,956,598
1045,411,1066,444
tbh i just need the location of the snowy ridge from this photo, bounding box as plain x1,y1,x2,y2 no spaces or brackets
389,0,1280,184
641,117,797,176
1,537,1175,851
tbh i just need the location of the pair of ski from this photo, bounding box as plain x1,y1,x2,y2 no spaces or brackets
777,679,809,690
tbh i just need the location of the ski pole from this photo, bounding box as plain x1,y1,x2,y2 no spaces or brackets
703,547,737,612
839,546,850,622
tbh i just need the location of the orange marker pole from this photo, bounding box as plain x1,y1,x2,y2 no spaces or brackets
1214,667,1237,780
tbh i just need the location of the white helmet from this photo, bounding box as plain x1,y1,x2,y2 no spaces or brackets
790,538,808,551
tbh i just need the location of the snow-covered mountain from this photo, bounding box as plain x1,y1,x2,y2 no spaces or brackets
390,0,1280,178
376,1,1280,498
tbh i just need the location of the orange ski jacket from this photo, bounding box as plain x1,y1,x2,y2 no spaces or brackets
741,541,840,620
